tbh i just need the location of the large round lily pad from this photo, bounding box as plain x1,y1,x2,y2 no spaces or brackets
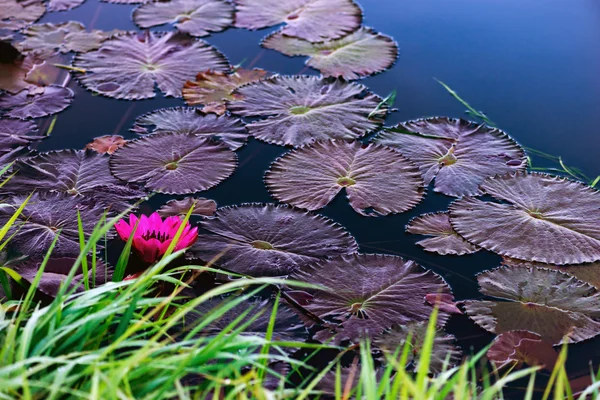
450,172,600,265
73,31,229,100
291,253,452,342
109,132,237,195
188,203,358,276
133,0,234,37
227,76,386,147
464,266,600,345
0,0,45,30
131,107,248,150
234,0,362,42
157,197,216,218
406,212,479,256
373,117,527,197
265,140,424,216
502,257,600,290
262,27,398,80
0,86,73,119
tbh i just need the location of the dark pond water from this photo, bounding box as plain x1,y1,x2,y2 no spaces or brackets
28,0,600,389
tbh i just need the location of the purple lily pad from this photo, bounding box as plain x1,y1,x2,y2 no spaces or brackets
234,0,362,42
406,212,479,256
487,330,558,371
133,0,234,37
47,0,85,11
502,257,600,290
265,140,424,216
0,0,45,30
157,197,216,218
131,107,249,150
0,118,43,147
0,192,111,258
262,27,398,80
0,86,73,119
464,266,600,345
227,76,386,147
291,253,452,342
73,31,229,100
449,172,600,265
0,150,146,211
373,117,527,197
0,54,42,94
187,203,358,276
109,132,237,195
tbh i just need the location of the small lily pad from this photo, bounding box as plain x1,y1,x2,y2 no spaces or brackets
0,119,43,147
157,197,216,218
406,212,479,255
0,0,45,31
85,135,127,155
0,86,73,119
47,0,85,11
487,330,558,371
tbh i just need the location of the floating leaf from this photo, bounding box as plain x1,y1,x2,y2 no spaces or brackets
0,0,45,30
464,266,600,344
262,27,398,80
425,293,462,315
157,197,216,218
449,172,600,265
487,330,558,371
73,31,229,100
502,257,600,290
0,86,73,119
85,135,127,155
234,0,361,42
0,53,40,94
47,0,85,11
24,56,67,87
266,140,424,216
227,76,386,147
183,68,270,114
131,107,248,150
133,0,233,37
0,150,146,211
406,212,479,256
110,132,237,195
0,193,110,258
188,203,358,276
373,117,527,197
292,253,452,342
0,119,43,147
100,0,147,4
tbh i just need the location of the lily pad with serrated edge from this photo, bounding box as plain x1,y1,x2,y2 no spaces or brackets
109,132,237,195
265,140,424,217
406,212,479,256
291,253,452,343
0,86,73,119
47,0,85,11
157,197,216,218
487,330,558,371
449,172,600,265
0,119,43,147
228,76,386,147
463,266,600,345
373,117,527,197
131,107,248,150
133,0,233,37
187,203,358,276
85,135,127,155
73,31,229,100
0,0,45,31
262,27,398,80
234,0,362,42
183,68,270,114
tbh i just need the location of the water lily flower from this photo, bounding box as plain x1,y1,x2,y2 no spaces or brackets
115,212,198,264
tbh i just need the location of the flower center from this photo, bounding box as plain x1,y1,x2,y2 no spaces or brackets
290,105,311,115
250,240,274,250
337,176,356,187
142,230,172,242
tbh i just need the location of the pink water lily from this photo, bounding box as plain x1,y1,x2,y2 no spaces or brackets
115,212,198,264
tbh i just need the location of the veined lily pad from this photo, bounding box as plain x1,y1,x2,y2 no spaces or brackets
47,0,85,11
188,203,358,276
85,135,127,155
109,132,237,194
487,330,558,371
0,86,73,119
0,54,42,94
131,107,248,150
262,27,398,80
234,0,362,42
502,257,600,290
266,140,424,216
464,266,600,344
291,253,452,342
450,172,600,265
0,0,45,30
101,0,147,4
373,117,527,197
157,197,216,218
0,119,43,146
133,0,233,37
182,68,270,114
73,31,229,100
227,76,386,147
406,212,479,256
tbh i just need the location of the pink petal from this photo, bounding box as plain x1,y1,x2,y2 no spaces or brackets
115,219,133,241
176,227,198,250
133,237,161,264
159,238,174,256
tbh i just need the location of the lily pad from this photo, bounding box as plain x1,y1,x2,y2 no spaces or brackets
449,172,600,265
262,27,398,80
464,266,600,344
133,0,233,37
109,132,237,195
131,107,248,150
188,203,358,276
234,0,362,42
73,31,229,100
101,0,147,3
0,119,43,147
406,212,479,256
227,76,386,147
47,0,85,11
373,117,527,197
182,68,270,114
502,257,600,290
265,140,424,216
157,197,216,218
291,253,452,342
0,86,73,119
487,330,558,371
85,135,127,155
0,0,45,31
0,192,110,258
0,53,41,94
